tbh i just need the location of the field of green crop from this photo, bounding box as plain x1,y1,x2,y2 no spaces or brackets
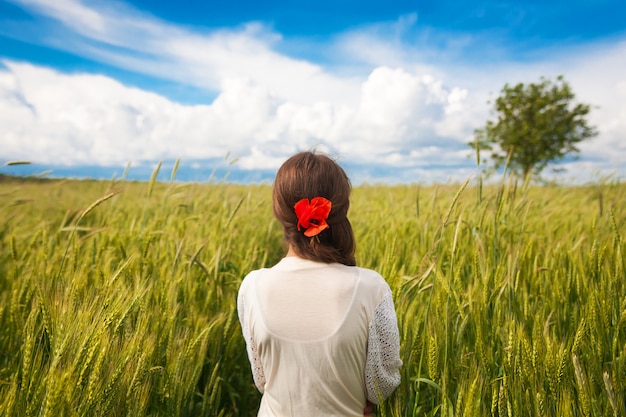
0,168,624,417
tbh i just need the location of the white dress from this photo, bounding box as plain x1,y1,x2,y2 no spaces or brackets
237,256,402,417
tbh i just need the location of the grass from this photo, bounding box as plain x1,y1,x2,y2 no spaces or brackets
0,171,624,416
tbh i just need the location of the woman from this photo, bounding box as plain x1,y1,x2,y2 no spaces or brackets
237,151,402,416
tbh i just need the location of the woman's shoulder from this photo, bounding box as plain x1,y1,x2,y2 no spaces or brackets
354,266,383,280
239,268,266,294
354,266,392,293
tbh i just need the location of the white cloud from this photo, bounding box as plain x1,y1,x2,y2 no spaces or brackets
345,67,464,156
8,0,360,106
0,60,475,179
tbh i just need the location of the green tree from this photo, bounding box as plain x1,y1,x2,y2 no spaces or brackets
472,75,597,178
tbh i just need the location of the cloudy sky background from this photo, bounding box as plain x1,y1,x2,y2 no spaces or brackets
1,0,625,183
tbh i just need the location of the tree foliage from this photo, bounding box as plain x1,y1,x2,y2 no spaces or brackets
473,75,597,178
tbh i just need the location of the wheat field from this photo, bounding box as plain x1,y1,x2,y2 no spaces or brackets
0,168,624,416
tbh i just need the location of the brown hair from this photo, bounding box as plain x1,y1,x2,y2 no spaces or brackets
273,151,356,266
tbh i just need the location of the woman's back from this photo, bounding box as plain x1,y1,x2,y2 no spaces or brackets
238,256,400,417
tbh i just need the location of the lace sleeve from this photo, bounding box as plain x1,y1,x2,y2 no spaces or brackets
237,282,266,393
365,290,402,404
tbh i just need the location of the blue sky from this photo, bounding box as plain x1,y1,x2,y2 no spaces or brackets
1,0,625,183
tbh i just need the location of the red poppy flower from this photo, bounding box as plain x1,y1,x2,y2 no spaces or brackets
294,197,332,237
